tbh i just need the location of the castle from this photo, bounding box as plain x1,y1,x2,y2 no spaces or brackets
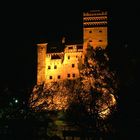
37,10,108,84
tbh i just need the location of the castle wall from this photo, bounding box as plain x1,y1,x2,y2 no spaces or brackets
45,57,63,82
45,50,82,83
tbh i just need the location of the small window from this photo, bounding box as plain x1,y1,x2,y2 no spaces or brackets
72,74,75,77
49,76,52,79
67,74,70,78
89,30,92,33
54,65,57,69
76,56,77,58
68,56,70,59
58,75,61,79
99,30,102,33
48,66,51,69
72,64,75,68
89,40,92,42
99,40,103,42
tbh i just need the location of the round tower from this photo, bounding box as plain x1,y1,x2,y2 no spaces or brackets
37,43,48,85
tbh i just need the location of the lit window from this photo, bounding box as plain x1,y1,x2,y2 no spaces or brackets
72,74,75,77
68,56,70,59
54,65,57,69
99,40,103,42
67,74,70,78
49,76,52,79
58,75,61,79
89,30,92,33
72,64,75,68
48,66,51,69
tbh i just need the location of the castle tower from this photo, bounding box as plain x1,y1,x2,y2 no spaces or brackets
83,10,108,55
37,43,48,84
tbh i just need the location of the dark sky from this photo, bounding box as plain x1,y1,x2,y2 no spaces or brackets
0,1,139,89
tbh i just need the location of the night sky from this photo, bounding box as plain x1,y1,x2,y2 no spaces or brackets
0,1,139,89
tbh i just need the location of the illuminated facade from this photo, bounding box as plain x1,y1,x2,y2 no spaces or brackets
37,10,108,84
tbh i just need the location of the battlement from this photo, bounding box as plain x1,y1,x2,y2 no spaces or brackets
83,10,107,17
